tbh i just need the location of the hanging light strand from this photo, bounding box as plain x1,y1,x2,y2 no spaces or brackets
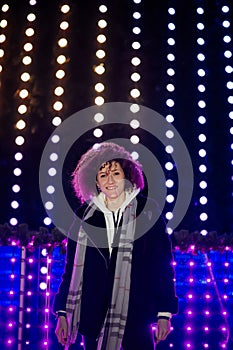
11,4,37,227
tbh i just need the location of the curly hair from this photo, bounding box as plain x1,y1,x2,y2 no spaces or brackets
72,142,144,203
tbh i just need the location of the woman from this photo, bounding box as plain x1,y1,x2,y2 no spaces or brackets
53,142,178,350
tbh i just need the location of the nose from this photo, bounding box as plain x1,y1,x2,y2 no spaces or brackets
107,173,114,183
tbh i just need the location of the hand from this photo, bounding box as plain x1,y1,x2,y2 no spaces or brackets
55,316,68,346
155,318,171,344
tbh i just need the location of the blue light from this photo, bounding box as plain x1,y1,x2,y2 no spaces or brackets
198,84,206,92
197,53,205,61
198,116,206,124
222,6,229,13
197,38,205,45
198,69,206,77
168,8,175,15
223,35,231,43
197,23,204,30
168,23,176,30
225,65,233,73
167,38,175,45
197,7,204,15
222,20,230,28
224,50,232,58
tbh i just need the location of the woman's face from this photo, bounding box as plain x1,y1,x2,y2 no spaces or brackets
96,161,125,200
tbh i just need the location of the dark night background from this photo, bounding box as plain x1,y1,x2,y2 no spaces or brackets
0,0,233,232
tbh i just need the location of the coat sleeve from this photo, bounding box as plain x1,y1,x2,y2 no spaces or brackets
148,215,178,315
52,204,88,314
52,237,77,314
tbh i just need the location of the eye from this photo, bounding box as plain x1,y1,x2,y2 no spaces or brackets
99,174,106,178
114,171,120,175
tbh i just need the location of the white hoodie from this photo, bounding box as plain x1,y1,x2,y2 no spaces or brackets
92,188,140,255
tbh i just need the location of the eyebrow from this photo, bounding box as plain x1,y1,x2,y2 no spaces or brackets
98,167,119,174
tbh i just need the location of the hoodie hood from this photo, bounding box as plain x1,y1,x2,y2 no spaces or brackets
92,187,140,253
92,187,140,214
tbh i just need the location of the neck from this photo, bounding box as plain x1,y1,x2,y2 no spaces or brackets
105,191,125,211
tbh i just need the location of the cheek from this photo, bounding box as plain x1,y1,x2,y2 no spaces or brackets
118,178,125,187
96,180,103,189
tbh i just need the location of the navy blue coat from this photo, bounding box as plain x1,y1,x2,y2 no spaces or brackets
53,194,178,338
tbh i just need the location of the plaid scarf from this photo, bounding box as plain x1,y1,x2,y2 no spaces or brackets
65,197,137,350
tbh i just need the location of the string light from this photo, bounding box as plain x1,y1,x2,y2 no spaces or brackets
92,3,108,139
164,4,177,235
44,2,71,227
128,0,142,160
9,3,37,227
93,4,107,107
220,4,233,208
195,4,209,234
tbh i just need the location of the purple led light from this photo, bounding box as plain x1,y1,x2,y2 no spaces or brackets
44,325,48,329
9,290,14,295
223,294,228,299
27,291,32,296
10,274,15,279
207,262,211,266
187,310,192,315
189,261,194,266
187,326,192,331
26,308,31,312
43,341,48,346
223,278,229,283
10,258,16,263
9,307,13,312
204,326,209,331
205,294,210,299
204,310,210,316
28,258,34,264
224,262,229,267
189,278,194,283
204,344,209,348
26,324,30,329
188,294,193,299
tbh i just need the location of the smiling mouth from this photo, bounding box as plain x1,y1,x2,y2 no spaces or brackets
106,186,117,190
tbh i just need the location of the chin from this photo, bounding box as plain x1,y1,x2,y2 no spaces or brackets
107,193,118,199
